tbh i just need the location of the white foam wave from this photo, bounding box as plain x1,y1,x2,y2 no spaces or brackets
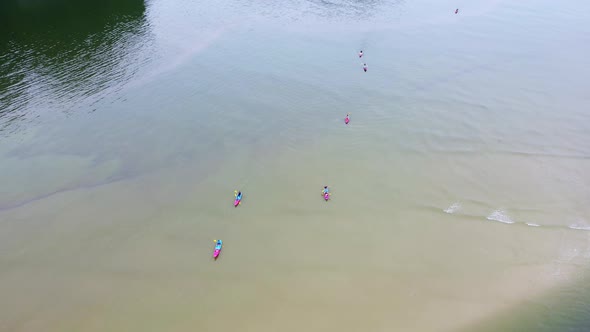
444,202,461,214
568,224,590,231
486,210,514,224
526,223,541,227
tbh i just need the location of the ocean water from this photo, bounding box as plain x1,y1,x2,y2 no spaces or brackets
1,0,590,331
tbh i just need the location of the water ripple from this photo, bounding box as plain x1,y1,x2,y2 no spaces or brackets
0,1,153,136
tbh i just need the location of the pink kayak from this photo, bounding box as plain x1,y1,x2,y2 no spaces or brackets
322,186,330,201
234,191,242,207
345,117,349,124
213,240,222,259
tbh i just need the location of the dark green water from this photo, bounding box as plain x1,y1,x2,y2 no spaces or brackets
1,0,590,331
0,0,147,134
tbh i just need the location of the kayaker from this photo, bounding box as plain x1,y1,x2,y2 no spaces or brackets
213,239,222,259
323,186,329,194
359,50,363,58
455,8,459,14
363,63,367,72
234,190,243,207
345,113,350,124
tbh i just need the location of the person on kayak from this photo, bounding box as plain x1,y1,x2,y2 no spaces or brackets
455,8,459,14
363,63,368,72
323,186,329,194
234,191,243,207
359,50,363,58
